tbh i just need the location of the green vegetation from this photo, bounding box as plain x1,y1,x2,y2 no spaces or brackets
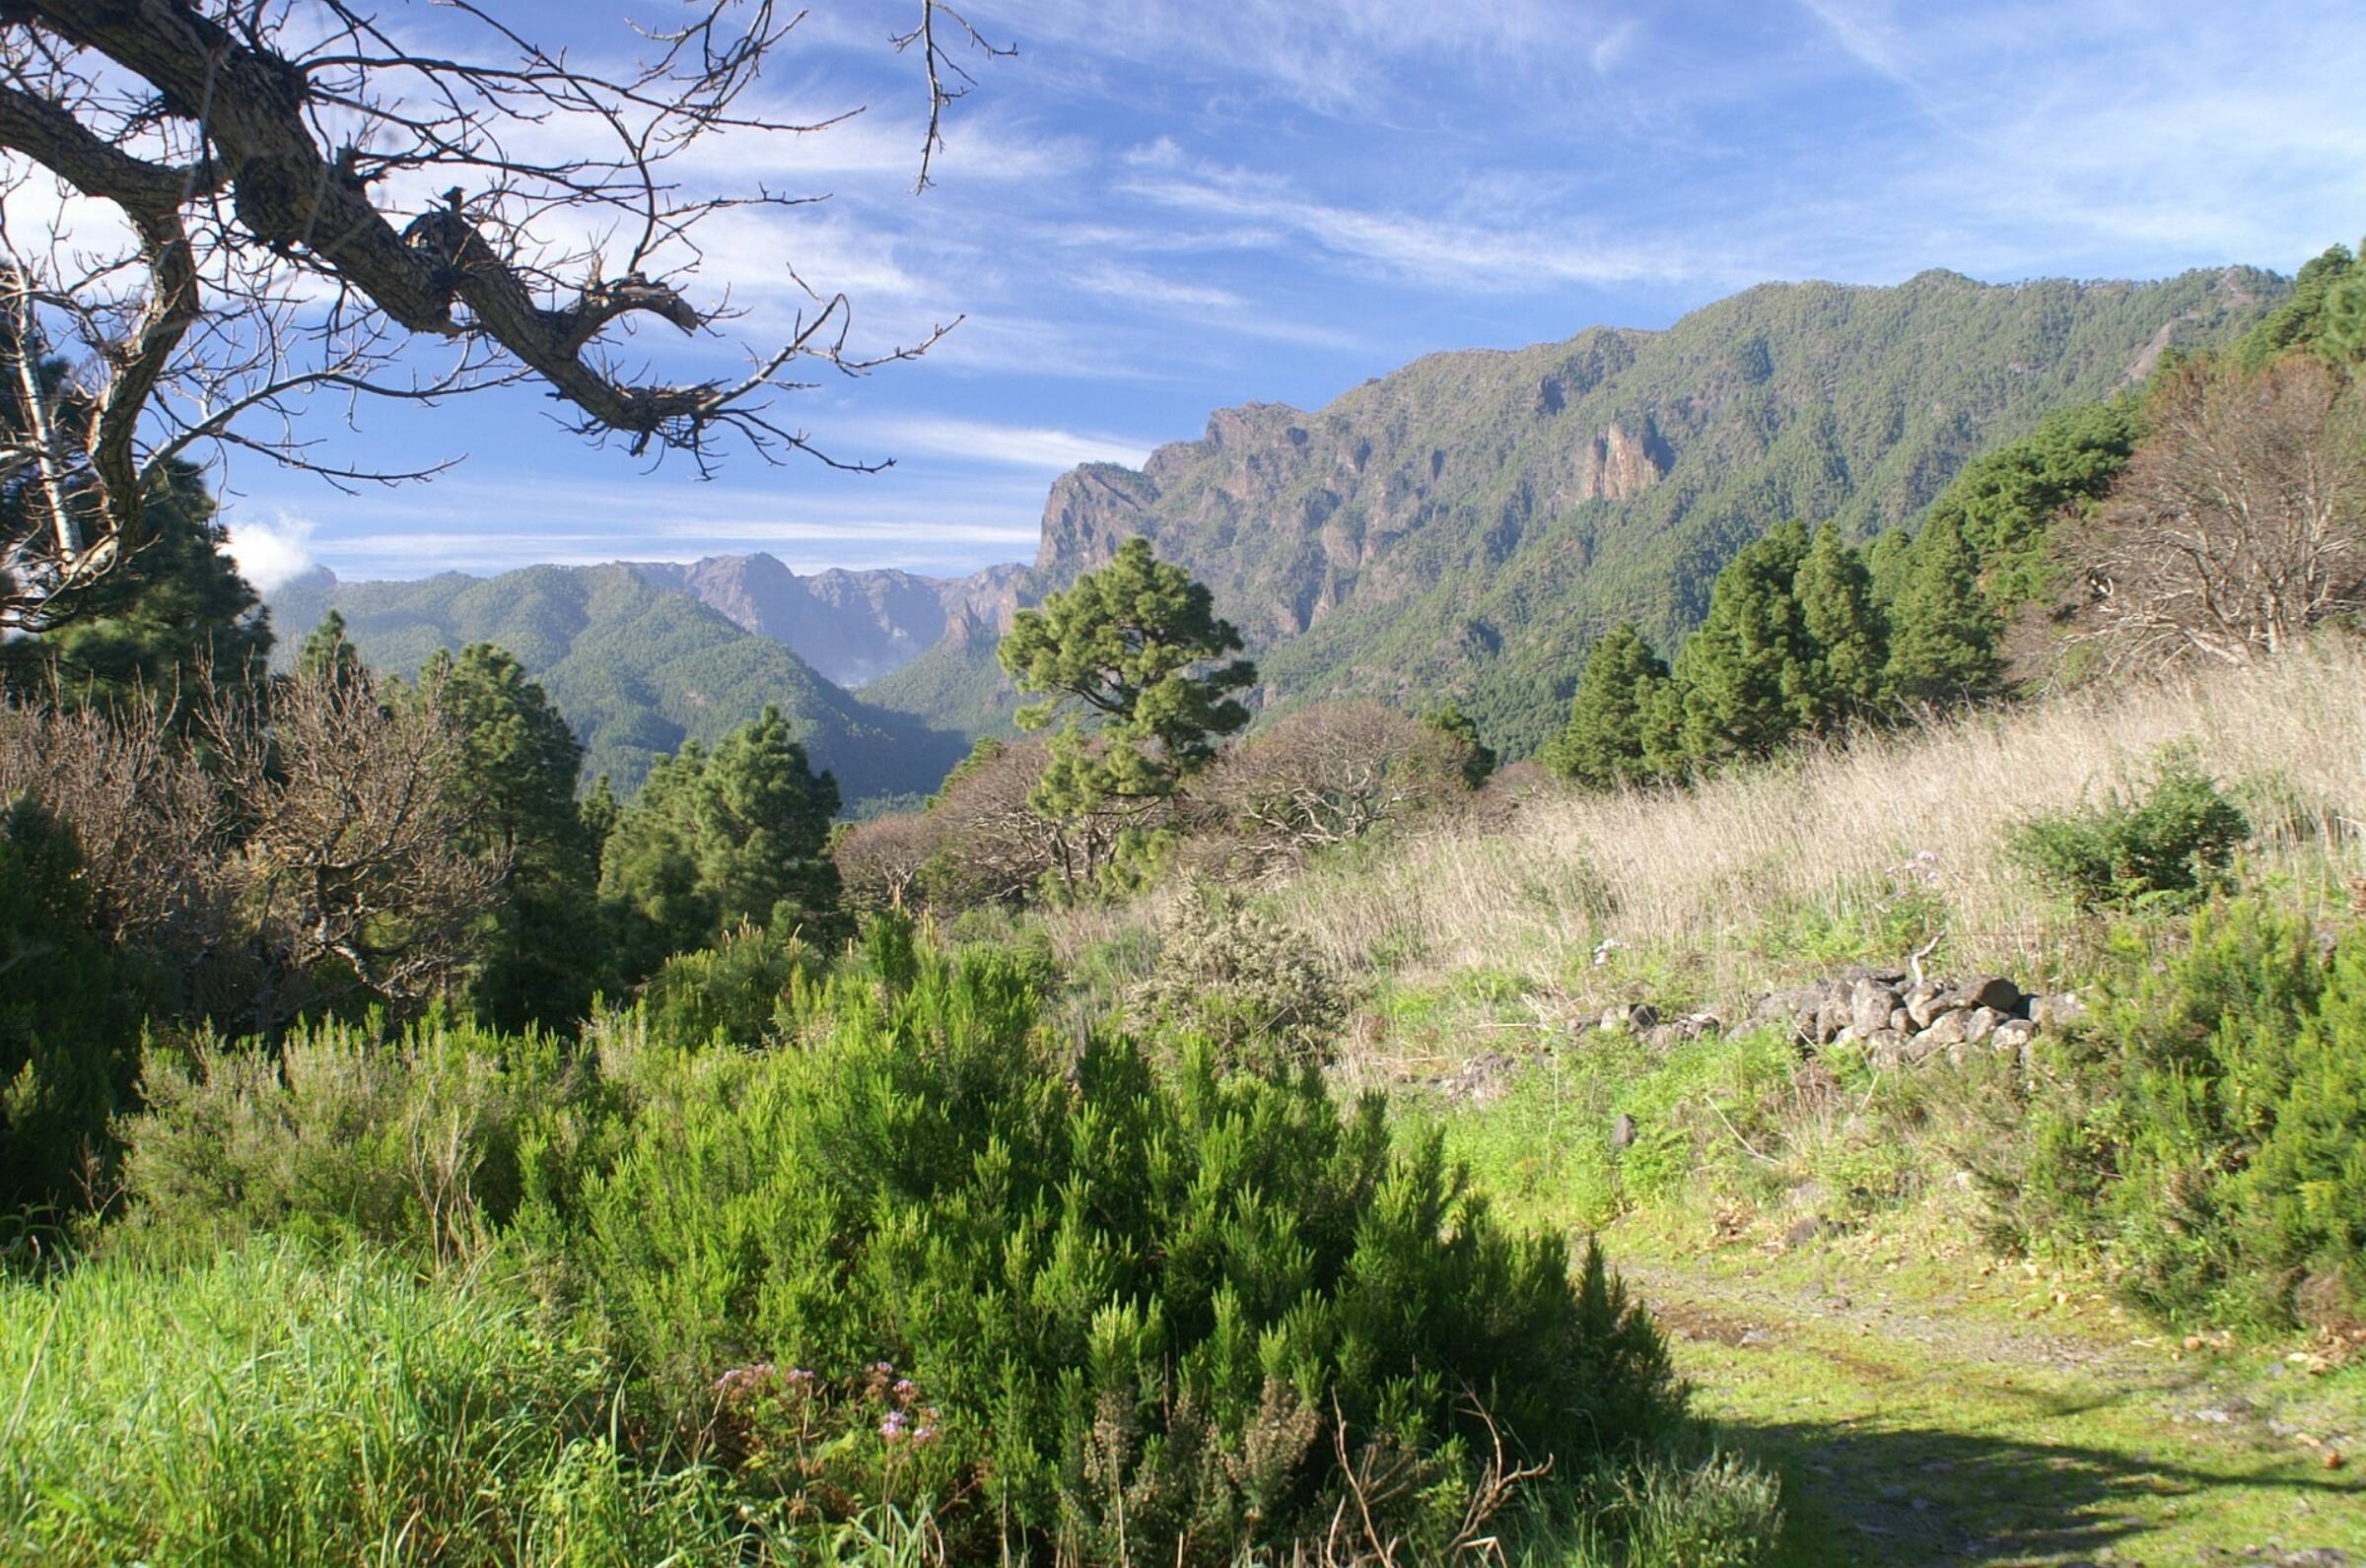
1998,899,2366,1329
270,564,969,806
2007,751,2252,911
598,703,844,975
10,239,2366,1564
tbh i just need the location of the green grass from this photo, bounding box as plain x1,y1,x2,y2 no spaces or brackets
1371,960,2366,1566
0,1241,622,1562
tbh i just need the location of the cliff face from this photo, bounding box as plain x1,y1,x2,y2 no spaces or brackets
866,264,2282,755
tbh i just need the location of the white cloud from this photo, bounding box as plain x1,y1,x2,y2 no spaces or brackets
1589,19,1642,77
1072,262,1243,311
1121,164,1705,292
864,416,1153,469
224,512,319,591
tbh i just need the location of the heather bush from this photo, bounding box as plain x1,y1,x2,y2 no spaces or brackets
2007,749,2251,910
1986,897,2366,1328
641,922,823,1047
573,935,1680,1560
119,1015,601,1263
1128,883,1349,1076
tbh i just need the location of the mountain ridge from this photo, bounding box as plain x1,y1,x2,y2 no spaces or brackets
861,263,2287,753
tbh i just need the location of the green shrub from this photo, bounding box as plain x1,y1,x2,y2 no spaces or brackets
573,936,1681,1560
641,922,823,1047
1990,898,2366,1328
119,1016,602,1264
2006,751,2251,911
1128,883,1349,1075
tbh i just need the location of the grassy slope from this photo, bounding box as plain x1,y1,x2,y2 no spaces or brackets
1030,642,2366,1563
271,565,970,804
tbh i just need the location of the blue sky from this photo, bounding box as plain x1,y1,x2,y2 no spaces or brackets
221,0,2366,589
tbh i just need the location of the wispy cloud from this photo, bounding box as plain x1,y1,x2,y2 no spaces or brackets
861,415,1154,469
1071,262,1244,311
1120,163,1707,292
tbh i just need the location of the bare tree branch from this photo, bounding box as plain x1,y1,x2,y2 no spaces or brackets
0,0,1005,630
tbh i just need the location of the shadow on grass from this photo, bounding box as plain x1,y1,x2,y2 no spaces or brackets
1727,1416,2360,1566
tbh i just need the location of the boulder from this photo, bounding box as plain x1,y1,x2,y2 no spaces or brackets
1960,1005,2008,1046
1918,1009,1973,1048
1600,1001,1661,1034
1993,1018,2037,1055
1889,1006,1913,1033
1904,982,1952,1030
1671,1010,1725,1042
1610,1112,1638,1152
1959,976,2025,1016
2029,991,2090,1031
1870,1030,1938,1068
1849,978,1903,1039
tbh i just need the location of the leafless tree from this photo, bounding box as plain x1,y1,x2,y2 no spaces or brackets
0,680,239,970
0,1,1005,630
832,806,941,912
1189,704,1469,880
201,661,505,1029
2079,356,2366,671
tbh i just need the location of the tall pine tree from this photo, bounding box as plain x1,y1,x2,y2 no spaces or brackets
424,644,601,1029
1673,519,1819,764
1884,512,1998,706
598,705,841,980
1543,623,1672,789
1792,523,1888,724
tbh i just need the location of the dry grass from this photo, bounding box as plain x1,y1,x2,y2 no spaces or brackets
1048,641,2366,1016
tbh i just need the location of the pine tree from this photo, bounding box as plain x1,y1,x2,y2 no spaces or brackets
1792,523,1888,723
4,463,271,708
297,608,363,685
1672,519,1817,764
0,794,149,1208
424,644,600,1028
1884,512,1999,706
598,705,842,979
1421,701,1496,787
1543,623,1671,789
998,538,1254,888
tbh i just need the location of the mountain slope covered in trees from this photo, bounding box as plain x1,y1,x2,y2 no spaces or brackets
269,566,967,803
865,265,2284,754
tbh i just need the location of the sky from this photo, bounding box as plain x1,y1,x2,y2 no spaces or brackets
215,0,2366,589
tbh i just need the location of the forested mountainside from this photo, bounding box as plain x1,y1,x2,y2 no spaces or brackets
865,264,2283,754
623,554,1024,687
267,564,967,802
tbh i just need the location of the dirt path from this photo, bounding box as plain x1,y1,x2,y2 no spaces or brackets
1613,1241,2366,1566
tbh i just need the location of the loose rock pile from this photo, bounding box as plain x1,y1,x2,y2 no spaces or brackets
1748,967,2087,1067
1595,967,2089,1067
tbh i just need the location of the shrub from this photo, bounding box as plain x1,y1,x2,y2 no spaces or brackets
641,922,822,1047
573,936,1681,1560
1129,883,1350,1076
2007,750,2250,910
1990,897,2366,1328
118,1016,599,1264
